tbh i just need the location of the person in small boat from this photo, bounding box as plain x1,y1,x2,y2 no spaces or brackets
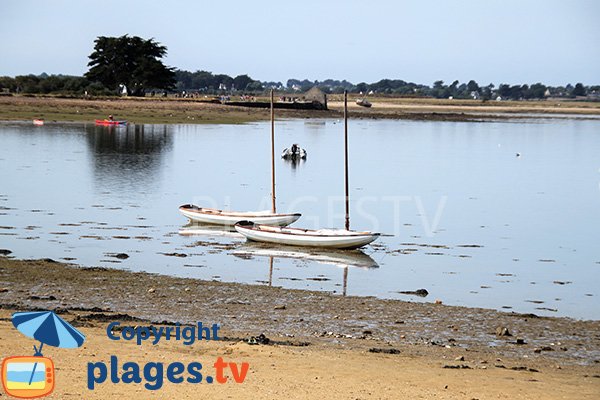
282,143,307,160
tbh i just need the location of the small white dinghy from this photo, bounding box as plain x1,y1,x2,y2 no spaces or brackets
234,221,379,250
179,204,300,227
281,143,307,160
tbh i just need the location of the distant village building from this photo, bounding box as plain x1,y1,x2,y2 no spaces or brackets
279,86,328,110
266,83,285,90
303,86,327,108
588,91,600,100
225,86,327,110
470,91,480,100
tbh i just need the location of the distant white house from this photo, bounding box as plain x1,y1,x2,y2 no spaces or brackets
588,91,600,100
496,96,502,101
470,91,480,100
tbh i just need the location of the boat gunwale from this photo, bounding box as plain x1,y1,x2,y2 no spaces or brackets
179,204,301,218
235,222,380,238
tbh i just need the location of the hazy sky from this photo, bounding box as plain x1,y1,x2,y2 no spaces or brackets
0,0,598,86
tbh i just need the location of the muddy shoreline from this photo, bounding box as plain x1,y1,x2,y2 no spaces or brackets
2,95,599,124
1,257,599,370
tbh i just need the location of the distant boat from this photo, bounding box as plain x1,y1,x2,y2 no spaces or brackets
281,143,307,160
33,119,44,126
95,119,127,126
179,205,300,227
355,98,372,108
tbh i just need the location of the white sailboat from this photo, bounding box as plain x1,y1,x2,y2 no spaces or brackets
179,90,301,227
235,91,379,250
355,98,372,108
234,222,379,250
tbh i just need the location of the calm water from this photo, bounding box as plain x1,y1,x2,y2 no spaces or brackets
1,118,599,319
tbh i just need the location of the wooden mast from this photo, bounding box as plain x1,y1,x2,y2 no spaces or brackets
271,89,276,213
268,256,274,287
344,90,350,230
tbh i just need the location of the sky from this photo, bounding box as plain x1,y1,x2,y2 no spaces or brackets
0,0,598,86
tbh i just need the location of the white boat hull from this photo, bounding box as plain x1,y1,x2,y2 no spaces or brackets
234,222,379,250
179,205,300,227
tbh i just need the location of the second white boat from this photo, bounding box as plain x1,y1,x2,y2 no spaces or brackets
234,221,379,250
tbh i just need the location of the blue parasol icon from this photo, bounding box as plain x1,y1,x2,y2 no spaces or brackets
11,311,86,385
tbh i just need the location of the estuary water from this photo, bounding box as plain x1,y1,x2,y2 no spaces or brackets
0,118,598,319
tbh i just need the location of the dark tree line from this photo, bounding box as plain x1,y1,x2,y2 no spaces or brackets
278,78,599,100
1,72,597,101
0,74,111,95
174,70,263,92
0,34,597,100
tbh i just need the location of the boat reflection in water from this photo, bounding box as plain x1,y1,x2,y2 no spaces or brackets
178,221,244,239
232,242,379,295
178,223,378,295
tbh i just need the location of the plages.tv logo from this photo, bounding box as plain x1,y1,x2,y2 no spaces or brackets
1,311,85,398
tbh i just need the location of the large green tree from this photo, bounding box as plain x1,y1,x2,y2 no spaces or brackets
86,35,175,96
572,83,586,96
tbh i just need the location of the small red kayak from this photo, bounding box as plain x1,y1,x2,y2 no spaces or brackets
33,119,45,126
95,119,127,126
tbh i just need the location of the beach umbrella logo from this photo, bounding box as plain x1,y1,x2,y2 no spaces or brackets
1,311,86,398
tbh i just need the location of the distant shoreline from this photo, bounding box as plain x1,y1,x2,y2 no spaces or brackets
1,95,599,125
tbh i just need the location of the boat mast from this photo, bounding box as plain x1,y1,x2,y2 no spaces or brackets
344,90,350,230
271,89,276,213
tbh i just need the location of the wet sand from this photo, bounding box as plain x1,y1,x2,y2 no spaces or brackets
0,258,599,398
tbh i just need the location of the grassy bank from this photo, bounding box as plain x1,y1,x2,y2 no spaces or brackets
1,95,599,125
0,95,341,125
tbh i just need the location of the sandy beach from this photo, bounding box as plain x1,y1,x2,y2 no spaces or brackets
1,257,599,399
